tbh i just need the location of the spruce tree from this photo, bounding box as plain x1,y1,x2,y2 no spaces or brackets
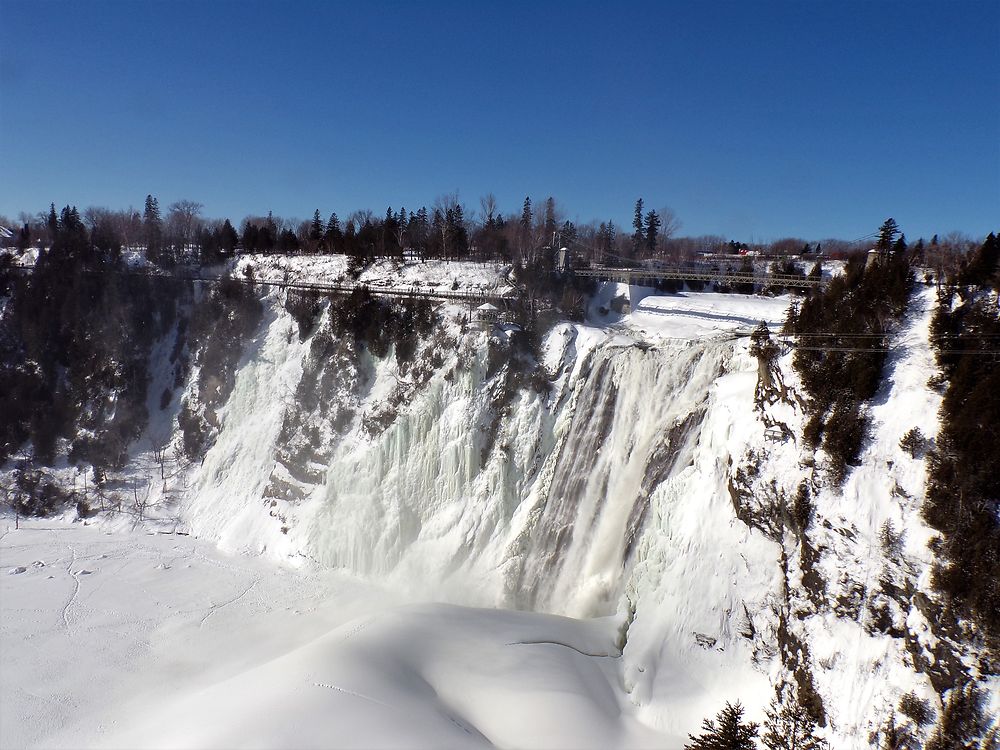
876,218,900,251
543,196,557,240
143,194,163,262
560,219,577,248
761,698,827,750
325,213,343,253
219,219,239,256
452,204,468,256
925,683,994,750
17,223,31,252
309,209,323,245
520,196,532,230
645,209,661,254
632,198,645,257
685,702,759,750
47,203,59,239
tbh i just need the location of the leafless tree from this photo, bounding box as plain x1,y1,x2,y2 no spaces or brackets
480,193,498,223
152,441,169,481
132,477,152,522
658,206,681,241
167,200,204,246
349,209,375,226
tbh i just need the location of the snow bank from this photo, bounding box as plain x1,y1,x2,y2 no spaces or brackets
1,521,670,749
234,254,513,295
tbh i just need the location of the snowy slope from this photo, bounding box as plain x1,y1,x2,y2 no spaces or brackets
1,520,670,750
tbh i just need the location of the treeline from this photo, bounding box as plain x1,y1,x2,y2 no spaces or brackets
10,193,979,272
924,232,1000,653
0,215,188,511
785,219,914,485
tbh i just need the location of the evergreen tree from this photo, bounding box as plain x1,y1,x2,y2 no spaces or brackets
451,203,468,257
325,213,343,253
543,196,557,241
431,209,445,259
761,698,827,750
309,209,323,246
277,228,299,254
560,219,577,248
17,223,31,252
46,203,59,240
959,232,998,286
645,209,661,254
685,702,759,750
263,212,278,253
412,207,429,258
520,196,532,231
876,218,900,252
877,718,916,750
219,219,239,256
925,683,994,750
143,194,163,262
632,198,645,257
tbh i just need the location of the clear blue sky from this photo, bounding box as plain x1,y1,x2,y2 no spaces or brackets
1,0,997,241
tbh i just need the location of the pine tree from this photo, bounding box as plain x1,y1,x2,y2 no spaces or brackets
876,218,900,252
560,220,577,248
46,203,59,239
761,698,827,750
17,223,31,251
632,198,645,257
325,213,343,253
451,203,468,257
543,196,557,240
143,194,163,261
219,219,239,256
309,209,323,245
925,683,994,750
877,717,916,750
520,196,532,230
645,209,661,254
685,702,759,750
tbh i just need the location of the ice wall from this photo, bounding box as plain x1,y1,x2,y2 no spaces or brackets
176,299,768,620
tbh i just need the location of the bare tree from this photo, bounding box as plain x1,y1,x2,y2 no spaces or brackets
132,477,152,522
658,206,681,241
167,200,204,246
152,441,169,481
348,209,374,227
480,193,498,223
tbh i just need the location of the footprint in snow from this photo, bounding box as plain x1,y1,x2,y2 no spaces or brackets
8,567,27,575
74,569,93,575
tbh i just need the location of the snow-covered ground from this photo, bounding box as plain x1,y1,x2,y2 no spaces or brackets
234,254,515,296
587,282,792,341
1,519,670,749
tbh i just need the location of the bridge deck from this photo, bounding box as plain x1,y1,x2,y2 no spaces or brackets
572,265,825,287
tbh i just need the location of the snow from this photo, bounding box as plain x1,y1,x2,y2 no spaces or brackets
234,254,513,296
1,519,671,749
587,282,792,342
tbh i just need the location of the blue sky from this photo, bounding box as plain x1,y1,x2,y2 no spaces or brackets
1,0,997,241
